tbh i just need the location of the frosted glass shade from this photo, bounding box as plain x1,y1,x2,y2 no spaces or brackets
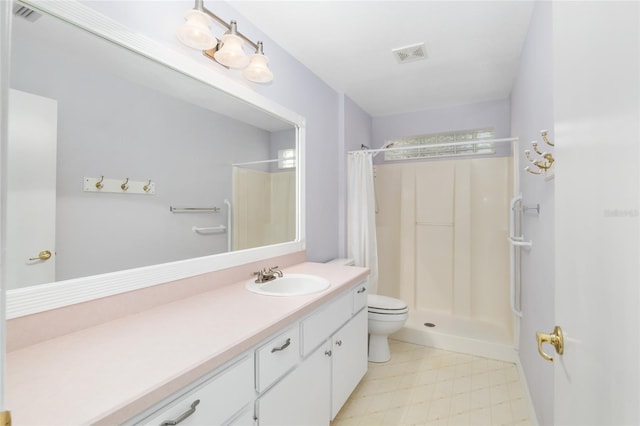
214,33,249,69
176,10,217,50
243,53,274,83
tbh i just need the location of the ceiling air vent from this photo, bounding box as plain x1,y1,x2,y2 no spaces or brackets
13,4,42,22
392,42,427,64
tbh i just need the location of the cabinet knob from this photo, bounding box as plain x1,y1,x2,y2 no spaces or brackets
335,340,343,347
324,350,332,357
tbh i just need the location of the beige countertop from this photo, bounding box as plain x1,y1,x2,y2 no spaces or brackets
6,262,368,425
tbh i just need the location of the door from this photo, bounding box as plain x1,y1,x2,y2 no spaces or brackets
7,89,57,289
553,2,639,424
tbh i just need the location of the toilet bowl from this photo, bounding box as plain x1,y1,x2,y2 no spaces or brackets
367,294,409,363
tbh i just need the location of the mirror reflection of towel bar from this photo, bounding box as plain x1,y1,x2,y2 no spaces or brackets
170,206,220,213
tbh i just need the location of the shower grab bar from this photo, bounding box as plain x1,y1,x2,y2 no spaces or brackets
224,199,232,252
170,206,220,213
508,237,532,247
192,225,226,234
509,194,525,318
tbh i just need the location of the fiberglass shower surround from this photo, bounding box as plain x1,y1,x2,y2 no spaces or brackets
374,156,515,357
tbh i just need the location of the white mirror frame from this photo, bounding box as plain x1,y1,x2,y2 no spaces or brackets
4,0,306,319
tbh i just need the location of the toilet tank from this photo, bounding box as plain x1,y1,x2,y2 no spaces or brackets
326,258,355,266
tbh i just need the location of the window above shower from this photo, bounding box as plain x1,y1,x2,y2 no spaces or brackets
384,128,495,161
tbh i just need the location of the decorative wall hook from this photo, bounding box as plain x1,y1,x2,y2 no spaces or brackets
96,175,104,190
121,178,129,191
541,130,554,146
525,130,555,175
143,180,152,193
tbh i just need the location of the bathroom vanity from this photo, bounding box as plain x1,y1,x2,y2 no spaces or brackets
5,262,368,425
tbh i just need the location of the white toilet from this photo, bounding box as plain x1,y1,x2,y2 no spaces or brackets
367,294,408,362
327,258,409,363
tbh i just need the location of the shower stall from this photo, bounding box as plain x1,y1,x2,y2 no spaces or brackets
374,155,517,361
231,161,296,251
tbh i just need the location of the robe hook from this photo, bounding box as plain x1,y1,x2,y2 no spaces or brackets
143,179,152,193
121,177,129,191
95,175,104,190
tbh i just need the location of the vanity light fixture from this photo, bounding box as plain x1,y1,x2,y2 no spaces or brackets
176,0,274,83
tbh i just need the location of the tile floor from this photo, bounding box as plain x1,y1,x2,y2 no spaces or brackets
331,340,532,426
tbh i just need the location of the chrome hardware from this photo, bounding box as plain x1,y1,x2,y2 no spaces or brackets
29,250,52,261
160,399,200,426
120,177,129,191
536,326,564,362
253,266,283,283
325,350,332,357
271,338,291,353
95,175,104,190
335,340,343,347
357,287,367,294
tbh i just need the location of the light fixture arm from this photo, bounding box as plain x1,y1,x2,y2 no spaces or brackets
193,0,259,50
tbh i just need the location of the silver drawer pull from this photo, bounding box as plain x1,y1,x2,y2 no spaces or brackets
160,399,200,426
271,338,291,353
357,287,367,294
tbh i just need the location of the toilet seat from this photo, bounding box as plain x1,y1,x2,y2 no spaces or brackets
368,294,408,315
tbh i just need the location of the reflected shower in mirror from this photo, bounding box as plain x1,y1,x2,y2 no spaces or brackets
8,5,297,290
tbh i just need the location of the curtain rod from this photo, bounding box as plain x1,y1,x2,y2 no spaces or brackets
348,137,519,156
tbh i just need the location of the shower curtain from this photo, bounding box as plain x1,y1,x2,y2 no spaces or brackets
347,151,379,294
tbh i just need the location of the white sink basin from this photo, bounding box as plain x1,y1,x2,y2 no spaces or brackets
246,274,330,297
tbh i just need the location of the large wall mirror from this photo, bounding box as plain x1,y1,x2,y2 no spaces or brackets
5,1,305,318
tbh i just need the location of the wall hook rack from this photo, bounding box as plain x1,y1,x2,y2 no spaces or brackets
525,130,555,176
84,176,156,195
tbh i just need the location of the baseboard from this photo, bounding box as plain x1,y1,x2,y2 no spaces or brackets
391,325,518,363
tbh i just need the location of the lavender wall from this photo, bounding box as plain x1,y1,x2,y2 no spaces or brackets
509,2,554,424
83,1,342,262
372,99,511,150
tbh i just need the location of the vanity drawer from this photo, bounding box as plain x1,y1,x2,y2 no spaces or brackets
255,325,300,392
138,356,254,426
352,281,368,313
301,290,352,357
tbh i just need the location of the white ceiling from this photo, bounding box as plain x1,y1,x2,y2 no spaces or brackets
228,1,535,117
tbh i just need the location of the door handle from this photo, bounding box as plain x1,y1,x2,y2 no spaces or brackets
29,250,52,261
536,326,564,362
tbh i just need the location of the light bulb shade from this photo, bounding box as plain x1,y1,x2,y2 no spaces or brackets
214,33,249,69
176,10,217,50
243,53,274,83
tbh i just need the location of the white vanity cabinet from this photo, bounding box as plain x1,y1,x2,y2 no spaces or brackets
134,280,368,426
136,356,255,426
254,280,368,425
330,308,368,419
256,340,332,425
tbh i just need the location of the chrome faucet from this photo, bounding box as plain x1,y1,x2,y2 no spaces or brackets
253,266,283,283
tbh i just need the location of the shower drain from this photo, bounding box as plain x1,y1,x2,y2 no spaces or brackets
423,322,436,328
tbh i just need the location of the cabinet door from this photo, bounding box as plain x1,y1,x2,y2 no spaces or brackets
331,309,368,419
257,341,331,426
139,357,254,426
